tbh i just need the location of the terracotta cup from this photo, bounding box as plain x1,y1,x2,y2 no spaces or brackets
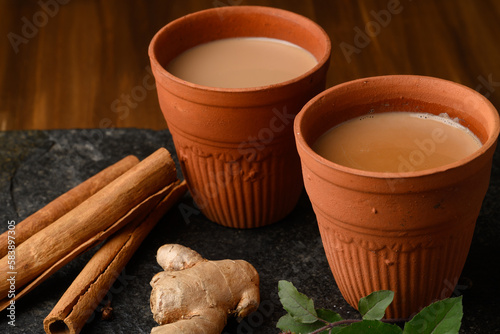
294,75,500,318
149,6,331,228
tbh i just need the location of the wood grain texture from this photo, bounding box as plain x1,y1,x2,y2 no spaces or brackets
1,0,499,131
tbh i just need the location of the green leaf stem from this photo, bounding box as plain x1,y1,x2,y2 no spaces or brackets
277,281,463,334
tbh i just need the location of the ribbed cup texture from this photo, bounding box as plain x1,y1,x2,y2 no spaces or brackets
148,6,331,228
294,75,499,320
315,206,476,318
174,134,303,228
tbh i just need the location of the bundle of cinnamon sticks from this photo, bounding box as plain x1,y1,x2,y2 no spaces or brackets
0,148,187,334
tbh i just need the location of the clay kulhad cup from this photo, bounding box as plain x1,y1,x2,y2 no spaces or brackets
149,6,331,228
294,75,500,318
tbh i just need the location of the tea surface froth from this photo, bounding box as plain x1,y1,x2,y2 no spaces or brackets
167,37,318,88
313,112,482,173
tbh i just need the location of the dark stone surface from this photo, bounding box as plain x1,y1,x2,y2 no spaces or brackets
0,128,498,334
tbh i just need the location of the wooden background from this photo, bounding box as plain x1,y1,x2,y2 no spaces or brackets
1,0,500,131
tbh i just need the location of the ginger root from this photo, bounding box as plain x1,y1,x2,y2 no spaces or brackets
150,244,260,334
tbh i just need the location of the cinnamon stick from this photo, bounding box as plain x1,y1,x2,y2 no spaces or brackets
43,180,187,334
0,155,139,258
0,148,177,300
0,177,178,311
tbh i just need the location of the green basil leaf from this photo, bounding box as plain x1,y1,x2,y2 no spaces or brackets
276,313,320,333
358,290,394,320
278,280,318,323
316,308,343,323
403,296,463,334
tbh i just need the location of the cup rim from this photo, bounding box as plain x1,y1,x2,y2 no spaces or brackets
294,74,500,179
148,5,331,93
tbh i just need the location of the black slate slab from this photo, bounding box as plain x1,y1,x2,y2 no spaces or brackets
0,128,499,334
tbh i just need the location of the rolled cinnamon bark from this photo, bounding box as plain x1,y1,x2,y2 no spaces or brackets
43,180,187,334
0,177,179,311
0,148,177,300
0,155,139,258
